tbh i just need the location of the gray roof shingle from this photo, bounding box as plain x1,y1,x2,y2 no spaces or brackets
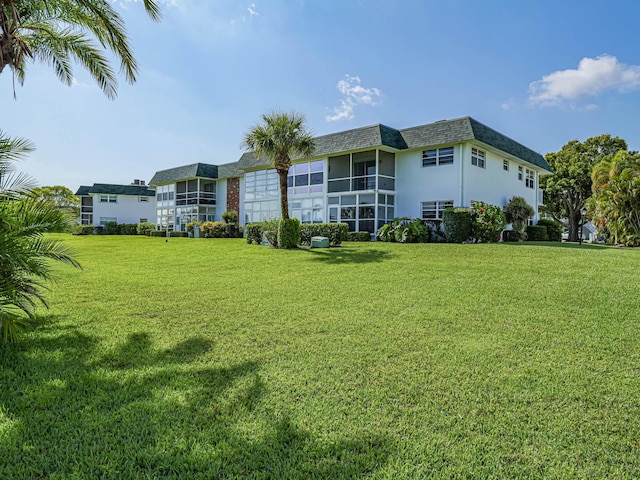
149,163,219,185
77,184,155,196
235,117,551,172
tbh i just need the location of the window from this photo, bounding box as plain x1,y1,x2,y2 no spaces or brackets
100,195,117,203
287,161,324,195
503,160,509,171
99,217,117,225
525,169,535,189
471,148,486,168
518,166,523,181
139,196,149,202
421,200,453,220
422,147,454,167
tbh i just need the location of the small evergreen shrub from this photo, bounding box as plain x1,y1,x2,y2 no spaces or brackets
504,196,535,241
278,218,301,249
442,207,472,243
170,231,188,237
471,202,506,243
526,225,549,241
246,223,263,244
93,226,104,235
137,222,156,235
346,231,371,242
300,223,348,246
146,230,166,237
377,218,429,243
222,210,239,224
262,218,280,247
201,221,226,238
224,223,243,238
536,219,562,241
119,223,138,235
502,230,521,242
74,225,93,235
103,221,119,235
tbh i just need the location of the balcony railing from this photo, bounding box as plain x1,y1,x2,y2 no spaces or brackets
175,192,216,206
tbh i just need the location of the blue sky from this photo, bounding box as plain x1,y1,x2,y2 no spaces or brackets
3,0,640,190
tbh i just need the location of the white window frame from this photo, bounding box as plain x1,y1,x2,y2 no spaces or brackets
503,159,509,171
525,169,535,189
518,166,523,181
422,147,454,167
471,148,486,168
139,196,149,202
100,194,117,203
421,200,454,220
99,216,117,225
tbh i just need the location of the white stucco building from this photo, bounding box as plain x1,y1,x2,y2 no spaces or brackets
75,181,156,226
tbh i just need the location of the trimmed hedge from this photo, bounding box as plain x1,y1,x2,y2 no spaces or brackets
300,223,348,247
137,222,156,235
442,207,472,243
74,225,94,235
246,223,263,244
536,219,562,241
146,230,166,237
278,218,301,249
502,230,521,242
346,231,371,242
526,225,549,241
170,231,189,238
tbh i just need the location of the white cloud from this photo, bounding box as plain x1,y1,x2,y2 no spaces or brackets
326,75,382,122
529,55,640,107
247,3,259,16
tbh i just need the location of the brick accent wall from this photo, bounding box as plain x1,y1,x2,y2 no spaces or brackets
226,177,240,215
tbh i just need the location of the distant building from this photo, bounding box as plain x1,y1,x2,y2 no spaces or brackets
75,182,156,226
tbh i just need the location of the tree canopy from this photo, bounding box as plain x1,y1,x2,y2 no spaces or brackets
30,185,79,217
0,0,160,99
540,134,627,242
242,111,316,220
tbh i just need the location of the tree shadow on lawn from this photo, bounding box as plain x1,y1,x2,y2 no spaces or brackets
502,241,612,251
0,323,390,478
304,247,392,264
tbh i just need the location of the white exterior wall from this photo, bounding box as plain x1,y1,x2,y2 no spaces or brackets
395,145,462,218
216,179,227,221
91,194,156,225
463,142,541,220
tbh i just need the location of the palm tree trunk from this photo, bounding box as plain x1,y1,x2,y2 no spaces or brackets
277,168,289,219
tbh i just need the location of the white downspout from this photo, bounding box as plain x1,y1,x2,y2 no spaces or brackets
458,144,465,206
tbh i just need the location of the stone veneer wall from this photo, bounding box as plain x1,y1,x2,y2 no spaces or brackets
226,177,240,214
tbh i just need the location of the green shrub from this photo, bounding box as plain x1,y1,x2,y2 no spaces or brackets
262,218,280,247
300,223,349,246
246,223,263,244
147,230,166,237
471,202,506,243
119,223,138,235
502,230,521,242
186,221,201,234
137,222,156,235
504,196,535,241
526,225,549,241
103,221,119,235
222,210,239,224
442,207,472,243
278,218,301,249
537,219,563,241
74,225,94,235
199,221,224,238
377,218,430,243
169,231,188,238
346,231,371,242
224,223,243,238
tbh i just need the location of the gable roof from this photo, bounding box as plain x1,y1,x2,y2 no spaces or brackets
235,117,551,172
76,183,155,196
217,161,242,179
149,163,219,185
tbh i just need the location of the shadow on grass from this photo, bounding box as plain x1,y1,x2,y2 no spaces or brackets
0,323,390,478
501,241,612,251
304,247,392,264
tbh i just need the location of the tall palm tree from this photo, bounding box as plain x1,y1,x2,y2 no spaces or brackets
242,111,316,219
0,130,81,342
0,0,160,99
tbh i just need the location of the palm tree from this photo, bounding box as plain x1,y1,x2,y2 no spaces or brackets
242,111,316,219
0,0,160,99
0,130,81,342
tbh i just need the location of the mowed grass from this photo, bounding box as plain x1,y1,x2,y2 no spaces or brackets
1,236,639,478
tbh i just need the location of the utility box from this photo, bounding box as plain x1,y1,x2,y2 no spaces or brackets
194,224,200,238
311,236,330,248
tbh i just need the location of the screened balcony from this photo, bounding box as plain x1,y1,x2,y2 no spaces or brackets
327,150,395,193
175,179,216,206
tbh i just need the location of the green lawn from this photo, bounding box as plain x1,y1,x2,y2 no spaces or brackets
1,236,639,478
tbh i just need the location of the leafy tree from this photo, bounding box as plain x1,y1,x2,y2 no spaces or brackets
30,185,79,218
504,196,534,241
589,150,640,246
0,0,161,99
242,111,316,220
471,202,506,243
541,134,627,242
0,130,80,342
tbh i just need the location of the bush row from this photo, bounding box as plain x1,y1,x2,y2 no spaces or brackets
346,231,372,242
186,221,243,238
246,221,349,248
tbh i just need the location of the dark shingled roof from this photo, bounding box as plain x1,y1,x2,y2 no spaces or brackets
236,117,551,173
217,162,242,179
78,184,155,196
149,163,219,185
